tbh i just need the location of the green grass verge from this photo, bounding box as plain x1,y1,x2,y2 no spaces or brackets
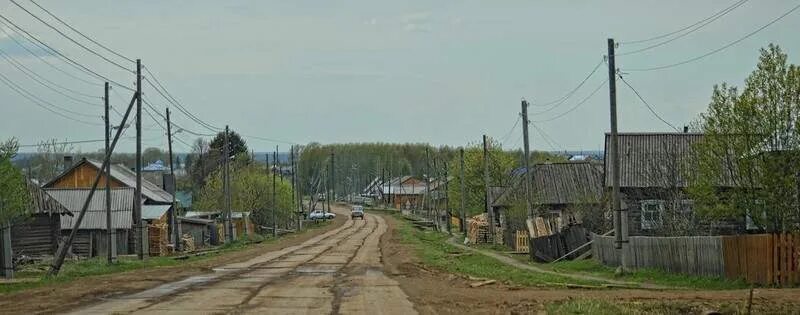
391,213,602,287
545,299,742,315
549,259,749,290
0,220,333,295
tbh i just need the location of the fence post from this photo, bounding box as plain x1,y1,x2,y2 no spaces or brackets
1,225,12,279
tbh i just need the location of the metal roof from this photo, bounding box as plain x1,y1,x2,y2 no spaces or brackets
142,204,171,220
45,187,134,230
603,133,704,188
44,159,173,204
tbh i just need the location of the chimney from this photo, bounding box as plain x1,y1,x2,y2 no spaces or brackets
63,156,74,169
683,126,689,133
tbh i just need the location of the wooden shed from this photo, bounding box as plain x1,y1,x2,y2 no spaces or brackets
8,181,71,259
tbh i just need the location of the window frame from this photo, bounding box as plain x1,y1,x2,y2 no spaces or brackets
640,199,664,230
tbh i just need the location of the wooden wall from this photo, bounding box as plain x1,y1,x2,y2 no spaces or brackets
11,214,59,257
49,163,124,188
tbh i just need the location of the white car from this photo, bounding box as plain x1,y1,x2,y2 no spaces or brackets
308,210,336,220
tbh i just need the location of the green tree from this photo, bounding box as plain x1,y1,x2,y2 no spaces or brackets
0,138,30,226
189,130,249,189
446,139,518,217
194,157,293,229
689,44,800,232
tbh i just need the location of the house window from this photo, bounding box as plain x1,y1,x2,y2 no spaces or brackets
640,200,664,230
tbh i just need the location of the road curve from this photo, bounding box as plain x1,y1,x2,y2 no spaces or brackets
69,210,416,315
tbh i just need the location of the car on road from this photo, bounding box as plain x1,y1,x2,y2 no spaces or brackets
308,209,335,220
351,206,364,220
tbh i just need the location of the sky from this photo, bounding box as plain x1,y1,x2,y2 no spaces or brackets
1,0,799,153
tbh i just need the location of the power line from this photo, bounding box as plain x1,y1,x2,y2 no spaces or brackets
530,58,604,112
240,134,297,145
0,70,101,120
499,115,521,145
0,13,134,91
531,123,564,152
28,0,135,63
142,67,221,132
618,74,681,132
9,0,134,73
0,21,100,86
620,0,749,45
624,2,800,72
617,0,749,56
0,47,102,106
0,72,102,126
532,78,608,123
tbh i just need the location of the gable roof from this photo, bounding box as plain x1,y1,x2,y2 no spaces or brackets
494,162,604,207
45,187,134,230
604,132,703,188
45,158,173,204
27,180,71,215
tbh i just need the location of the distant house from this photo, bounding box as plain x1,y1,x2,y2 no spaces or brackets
8,181,71,260
382,176,427,209
603,132,741,236
45,187,134,257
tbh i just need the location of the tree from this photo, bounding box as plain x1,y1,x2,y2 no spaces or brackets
690,44,800,232
0,138,30,226
446,139,518,217
193,158,293,229
189,130,249,189
27,139,75,183
143,147,166,164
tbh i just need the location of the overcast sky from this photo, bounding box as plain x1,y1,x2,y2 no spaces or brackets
2,0,799,153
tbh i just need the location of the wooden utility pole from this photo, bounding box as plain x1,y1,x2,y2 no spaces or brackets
291,145,299,229
272,149,278,238
104,82,116,264
608,38,627,272
521,99,535,260
329,150,334,210
381,167,386,209
166,108,180,251
444,161,451,235
135,59,143,260
459,148,467,234
425,148,431,219
223,125,232,243
483,135,494,239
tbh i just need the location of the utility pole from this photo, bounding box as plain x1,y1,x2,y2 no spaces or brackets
104,82,116,264
608,38,627,272
272,148,278,238
329,150,334,210
135,59,143,260
166,108,179,252
459,148,467,234
291,145,298,229
425,148,431,219
444,161,451,235
381,167,386,209
223,125,232,243
483,135,494,240
521,99,535,260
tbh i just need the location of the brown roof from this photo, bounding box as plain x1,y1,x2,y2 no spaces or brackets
604,133,704,188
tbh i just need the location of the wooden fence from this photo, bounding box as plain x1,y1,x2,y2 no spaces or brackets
593,232,800,285
515,231,529,253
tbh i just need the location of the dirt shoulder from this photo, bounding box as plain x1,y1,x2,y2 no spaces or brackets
377,212,800,315
0,214,346,315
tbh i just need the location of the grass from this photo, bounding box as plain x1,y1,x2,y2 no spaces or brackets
548,259,749,290
0,220,333,295
545,299,742,315
390,213,603,287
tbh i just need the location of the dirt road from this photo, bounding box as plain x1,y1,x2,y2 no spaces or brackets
68,209,416,314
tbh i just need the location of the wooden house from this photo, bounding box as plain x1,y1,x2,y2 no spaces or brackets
7,181,71,259
44,187,134,257
603,132,742,236
382,176,427,209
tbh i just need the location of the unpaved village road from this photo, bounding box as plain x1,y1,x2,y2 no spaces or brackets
69,210,416,314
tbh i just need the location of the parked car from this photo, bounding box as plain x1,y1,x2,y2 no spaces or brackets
351,206,364,220
308,209,335,220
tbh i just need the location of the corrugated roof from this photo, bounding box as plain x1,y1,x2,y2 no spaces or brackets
142,204,170,220
45,187,134,230
494,162,604,207
27,180,71,215
86,160,173,203
603,133,703,188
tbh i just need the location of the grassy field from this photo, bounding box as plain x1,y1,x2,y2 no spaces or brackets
391,214,604,287
545,299,743,315
0,220,332,294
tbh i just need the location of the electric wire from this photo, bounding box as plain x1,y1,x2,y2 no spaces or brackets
142,67,221,132
532,78,608,123
620,0,749,45
0,47,102,106
530,58,604,111
499,116,521,145
624,2,800,72
0,13,135,91
0,21,100,86
531,122,564,152
27,0,135,63
618,74,681,132
0,72,102,125
617,0,749,56
10,0,134,73
0,70,100,119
